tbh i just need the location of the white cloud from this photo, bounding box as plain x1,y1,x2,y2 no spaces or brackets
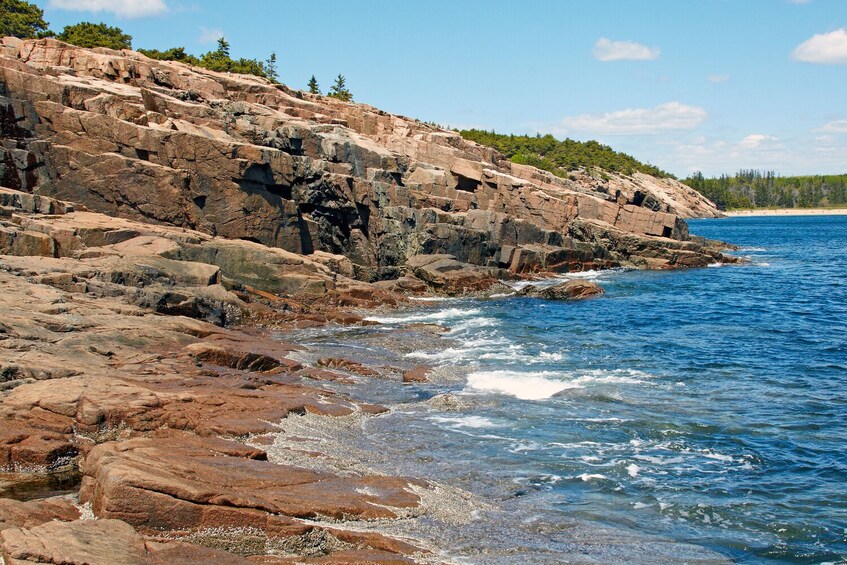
48,0,168,18
791,28,847,64
198,26,224,44
739,134,779,149
592,38,660,62
707,74,731,83
560,102,707,135
818,119,847,133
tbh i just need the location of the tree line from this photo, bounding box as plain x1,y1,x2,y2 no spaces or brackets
459,129,673,180
683,170,847,210
0,0,353,98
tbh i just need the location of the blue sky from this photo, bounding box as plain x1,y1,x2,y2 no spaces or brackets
35,0,847,177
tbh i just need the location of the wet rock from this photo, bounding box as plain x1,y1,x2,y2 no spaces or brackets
403,366,432,383
316,357,378,377
79,435,423,531
518,279,604,300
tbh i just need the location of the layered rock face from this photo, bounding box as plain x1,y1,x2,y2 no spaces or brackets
0,37,728,288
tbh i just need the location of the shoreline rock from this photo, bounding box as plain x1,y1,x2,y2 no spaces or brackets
517,279,605,300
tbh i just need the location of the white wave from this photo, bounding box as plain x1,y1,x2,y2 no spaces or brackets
430,415,499,429
444,316,499,335
408,296,453,302
626,463,641,477
707,262,723,268
465,370,580,400
538,351,565,361
487,292,515,299
571,368,656,386
508,440,542,453
577,473,608,481
365,307,481,325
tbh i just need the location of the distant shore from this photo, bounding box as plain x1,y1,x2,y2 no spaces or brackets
724,208,847,217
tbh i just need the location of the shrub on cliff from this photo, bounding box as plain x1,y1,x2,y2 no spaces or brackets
0,0,50,39
139,37,276,82
460,129,672,180
57,21,132,50
137,46,200,65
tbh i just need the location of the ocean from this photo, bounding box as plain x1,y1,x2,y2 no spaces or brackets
276,215,847,564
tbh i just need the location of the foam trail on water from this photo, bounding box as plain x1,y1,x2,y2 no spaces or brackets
365,307,481,325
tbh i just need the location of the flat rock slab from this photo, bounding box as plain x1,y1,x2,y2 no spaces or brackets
0,518,148,565
80,436,424,530
0,496,80,529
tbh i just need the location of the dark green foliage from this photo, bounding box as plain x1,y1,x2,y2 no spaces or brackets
459,129,672,179
57,21,132,50
137,38,274,81
683,170,847,210
265,52,278,82
137,46,200,65
307,75,320,95
327,74,352,101
0,0,49,39
215,37,230,58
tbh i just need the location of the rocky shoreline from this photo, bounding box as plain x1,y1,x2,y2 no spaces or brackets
0,37,737,564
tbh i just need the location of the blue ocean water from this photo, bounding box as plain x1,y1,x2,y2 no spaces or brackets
286,215,847,563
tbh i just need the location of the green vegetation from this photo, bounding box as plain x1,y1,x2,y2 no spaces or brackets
307,75,321,95
684,170,847,210
265,52,278,82
0,0,50,38
459,129,673,179
57,21,132,50
139,37,276,82
327,74,352,101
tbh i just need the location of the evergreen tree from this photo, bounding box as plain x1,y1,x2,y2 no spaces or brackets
0,0,50,38
57,21,131,50
265,52,278,82
327,74,352,102
216,37,230,58
199,37,233,72
307,75,320,95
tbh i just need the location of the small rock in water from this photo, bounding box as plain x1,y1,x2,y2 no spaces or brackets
517,280,604,300
403,365,432,383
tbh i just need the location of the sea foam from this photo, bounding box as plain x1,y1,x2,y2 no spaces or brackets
466,370,579,400
365,307,481,325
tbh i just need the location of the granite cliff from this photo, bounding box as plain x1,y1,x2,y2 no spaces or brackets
0,38,729,289
0,37,734,564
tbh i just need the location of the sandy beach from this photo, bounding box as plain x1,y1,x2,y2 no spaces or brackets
724,208,847,217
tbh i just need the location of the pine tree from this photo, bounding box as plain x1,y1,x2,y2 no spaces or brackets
327,74,352,102
307,75,320,95
265,52,278,82
0,0,50,39
216,37,230,58
57,21,132,50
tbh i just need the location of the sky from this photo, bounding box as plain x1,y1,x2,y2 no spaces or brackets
33,0,847,178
